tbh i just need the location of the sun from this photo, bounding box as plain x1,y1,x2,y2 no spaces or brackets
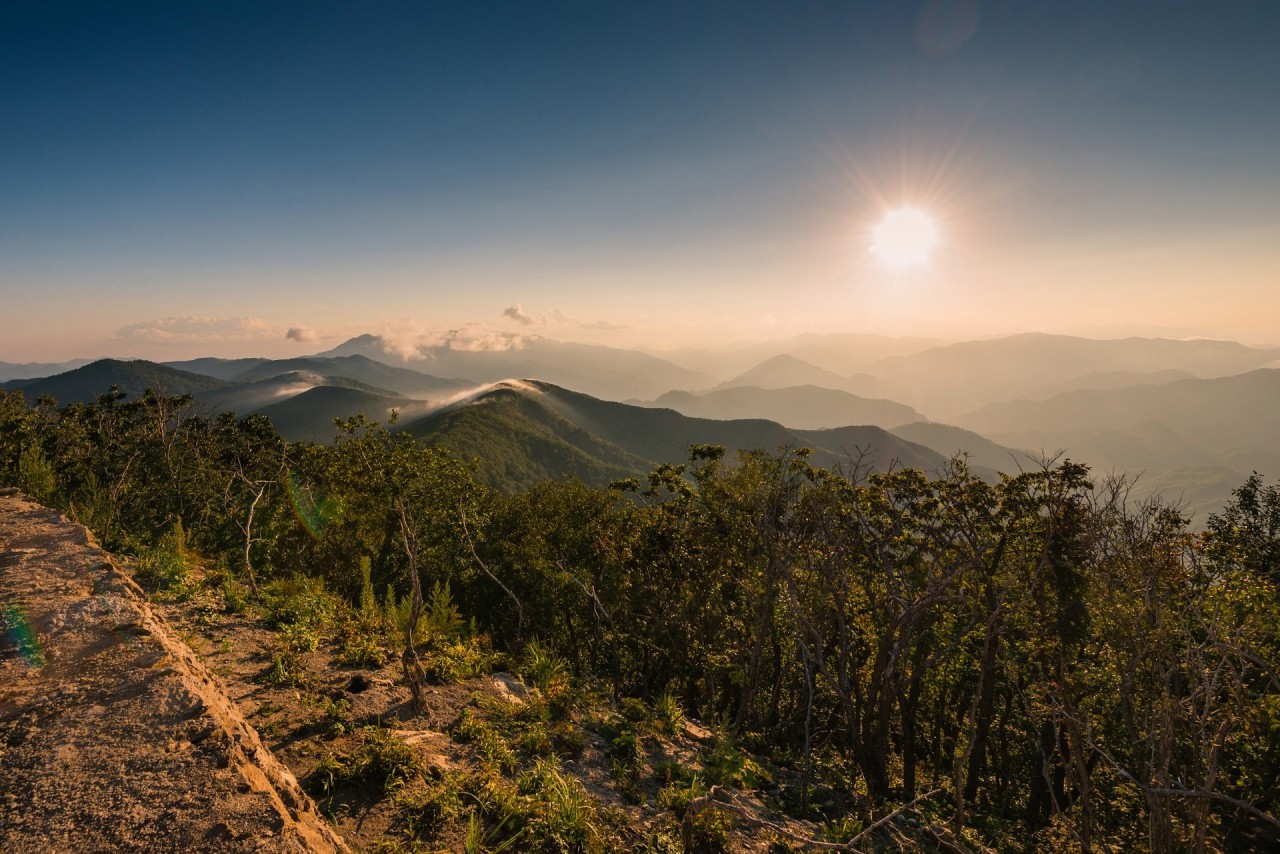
870,208,939,269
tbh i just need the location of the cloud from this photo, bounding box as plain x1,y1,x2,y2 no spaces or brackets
578,319,630,331
116,316,273,345
379,320,532,360
286,326,318,343
502,304,540,326
501,305,625,332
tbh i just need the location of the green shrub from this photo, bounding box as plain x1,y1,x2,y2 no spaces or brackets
620,696,650,725
263,575,339,631
17,444,57,504
422,636,496,683
397,774,466,838
702,727,770,790
519,757,604,852
278,621,320,653
221,576,250,614
657,763,706,817
606,725,645,797
134,520,198,597
424,579,465,639
335,617,384,670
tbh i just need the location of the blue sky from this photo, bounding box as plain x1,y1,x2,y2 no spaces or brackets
3,1,1278,360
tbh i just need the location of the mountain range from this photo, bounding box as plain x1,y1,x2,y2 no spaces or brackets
317,334,714,401
6,330,1279,522
400,381,951,491
647,385,920,430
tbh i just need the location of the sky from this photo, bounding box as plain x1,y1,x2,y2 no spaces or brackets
2,0,1278,362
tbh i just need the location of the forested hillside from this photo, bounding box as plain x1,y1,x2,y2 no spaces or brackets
2,386,1278,852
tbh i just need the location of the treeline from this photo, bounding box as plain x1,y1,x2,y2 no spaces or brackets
2,387,1278,852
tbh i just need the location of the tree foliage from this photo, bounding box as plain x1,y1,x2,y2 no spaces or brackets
3,387,1278,851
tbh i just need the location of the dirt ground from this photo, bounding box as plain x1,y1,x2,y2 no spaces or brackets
0,487,348,853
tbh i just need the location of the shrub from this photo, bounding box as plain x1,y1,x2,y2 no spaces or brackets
422,636,496,683
263,575,339,631
702,727,770,790
17,444,57,505
221,576,250,614
134,520,198,597
336,618,388,668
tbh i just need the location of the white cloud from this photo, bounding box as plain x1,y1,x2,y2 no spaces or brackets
379,320,532,360
501,304,626,332
502,304,540,326
116,316,273,345
286,326,318,343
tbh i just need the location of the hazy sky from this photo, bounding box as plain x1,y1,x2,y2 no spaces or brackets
3,1,1278,361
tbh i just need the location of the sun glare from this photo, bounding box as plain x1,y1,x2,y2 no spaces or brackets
871,208,939,269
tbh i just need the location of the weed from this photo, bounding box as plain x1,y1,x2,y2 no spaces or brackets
422,636,496,683
317,695,352,737
549,721,586,759
397,775,466,838
701,726,770,791
278,621,320,653
655,691,686,736
263,575,339,631
135,520,198,599
819,815,863,843
336,618,388,668
657,767,706,817
684,804,732,853
451,709,518,773
620,696,650,725
605,725,645,799
520,639,568,693
519,757,603,852
311,726,420,799
461,810,523,854
262,647,307,687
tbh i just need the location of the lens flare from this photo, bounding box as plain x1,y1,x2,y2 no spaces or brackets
3,603,44,669
288,472,342,538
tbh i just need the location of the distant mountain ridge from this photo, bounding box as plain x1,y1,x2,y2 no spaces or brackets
709,354,905,400
649,384,920,430
869,333,1280,416
400,380,947,491
317,334,715,401
3,359,231,402
0,359,95,382
230,355,473,397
